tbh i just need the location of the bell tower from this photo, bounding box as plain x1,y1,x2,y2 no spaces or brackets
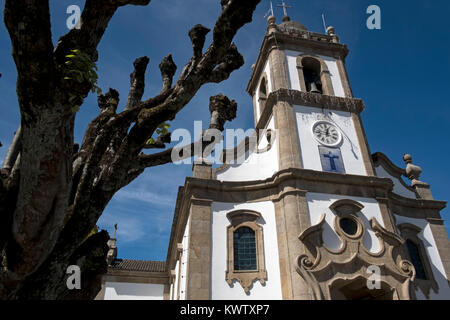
247,13,375,177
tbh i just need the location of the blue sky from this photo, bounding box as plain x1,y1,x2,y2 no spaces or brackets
0,0,449,262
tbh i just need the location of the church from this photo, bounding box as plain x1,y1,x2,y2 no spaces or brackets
95,11,450,300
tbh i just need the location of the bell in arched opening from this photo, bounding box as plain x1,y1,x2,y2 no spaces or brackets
303,57,323,94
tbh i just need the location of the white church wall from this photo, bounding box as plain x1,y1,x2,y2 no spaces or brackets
210,201,282,300
394,215,450,300
104,282,165,300
294,105,367,176
286,51,301,92
375,166,416,199
320,55,345,98
285,50,345,98
306,193,385,253
172,260,180,299
216,116,279,182
179,215,190,300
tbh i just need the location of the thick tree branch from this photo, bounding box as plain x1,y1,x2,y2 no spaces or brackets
4,0,55,118
159,55,177,94
143,133,171,149
116,0,151,6
54,0,151,62
1,126,22,177
125,57,150,111
189,24,211,58
120,0,260,155
12,230,109,300
137,94,237,168
207,43,244,83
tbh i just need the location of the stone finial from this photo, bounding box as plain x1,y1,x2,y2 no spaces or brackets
326,26,339,43
107,223,118,265
282,15,290,22
403,154,422,180
267,15,277,34
326,26,336,36
403,154,434,200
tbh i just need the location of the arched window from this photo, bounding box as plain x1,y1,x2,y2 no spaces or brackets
406,239,427,280
302,57,323,94
233,227,257,270
258,76,268,115
296,55,335,96
259,77,267,97
226,210,267,293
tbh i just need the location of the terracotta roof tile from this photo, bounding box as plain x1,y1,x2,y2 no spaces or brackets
109,259,166,272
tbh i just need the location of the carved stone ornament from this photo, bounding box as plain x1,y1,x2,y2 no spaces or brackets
403,154,422,181
296,200,416,300
225,210,267,294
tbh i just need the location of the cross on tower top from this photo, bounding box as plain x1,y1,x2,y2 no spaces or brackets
277,1,292,17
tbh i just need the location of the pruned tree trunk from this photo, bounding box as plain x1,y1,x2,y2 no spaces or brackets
0,0,261,299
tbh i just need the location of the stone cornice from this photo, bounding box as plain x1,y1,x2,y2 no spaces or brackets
184,168,393,197
256,89,365,130
247,31,349,95
269,89,365,113
165,167,447,269
389,192,447,211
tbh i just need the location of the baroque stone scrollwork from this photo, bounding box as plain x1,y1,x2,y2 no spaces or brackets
225,210,267,294
296,200,416,300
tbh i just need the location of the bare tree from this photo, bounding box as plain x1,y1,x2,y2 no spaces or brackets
0,0,261,299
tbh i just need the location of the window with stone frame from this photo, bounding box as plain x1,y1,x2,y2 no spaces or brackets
225,210,267,294
398,223,439,298
258,75,268,115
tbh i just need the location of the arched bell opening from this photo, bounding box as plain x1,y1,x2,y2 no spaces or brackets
302,57,323,94
258,75,268,116
296,55,335,96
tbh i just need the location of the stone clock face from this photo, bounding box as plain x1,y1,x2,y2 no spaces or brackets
312,121,342,147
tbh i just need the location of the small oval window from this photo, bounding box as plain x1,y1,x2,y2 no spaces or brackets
339,217,358,236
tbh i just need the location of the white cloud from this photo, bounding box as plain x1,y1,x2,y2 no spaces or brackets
113,188,175,207
99,212,146,243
